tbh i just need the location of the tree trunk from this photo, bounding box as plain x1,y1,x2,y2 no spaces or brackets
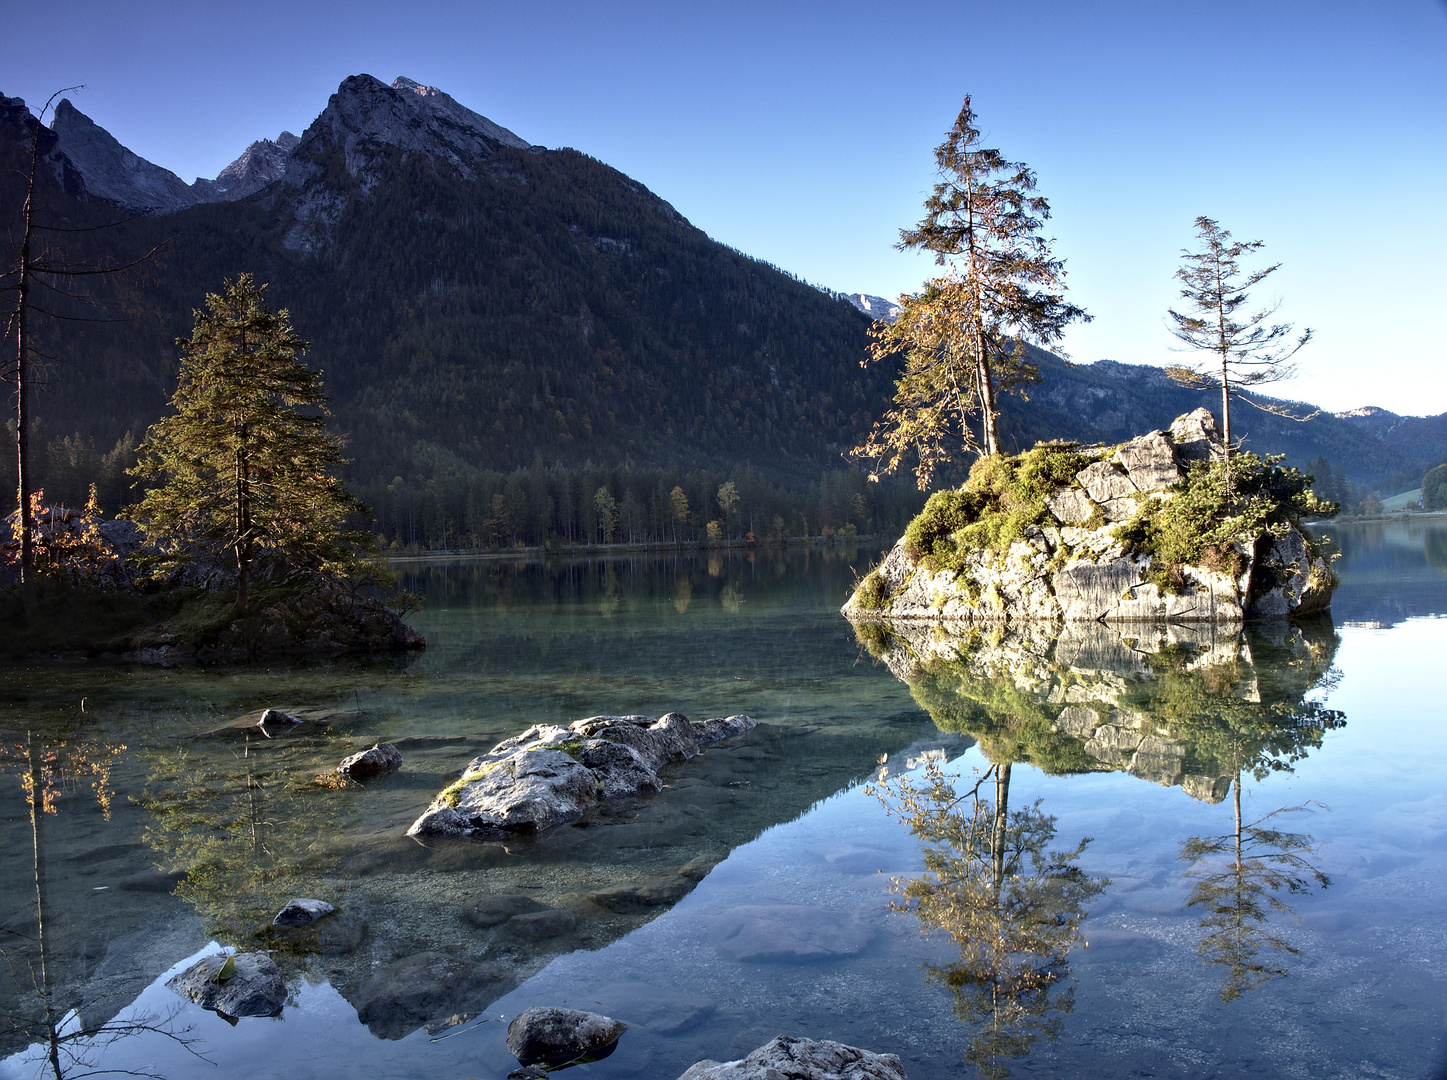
14,120,40,616
991,761,1012,894
27,735,61,1080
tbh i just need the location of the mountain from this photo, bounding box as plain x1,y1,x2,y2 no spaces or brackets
844,292,902,323
4,76,1445,534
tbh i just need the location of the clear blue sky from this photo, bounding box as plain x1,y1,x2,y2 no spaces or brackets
9,0,1446,415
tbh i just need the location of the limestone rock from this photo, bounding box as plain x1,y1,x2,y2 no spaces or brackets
337,742,402,779
167,952,285,1018
843,410,1333,624
408,747,599,839
506,1006,626,1067
273,898,334,927
357,952,513,1039
678,1035,909,1080
410,713,757,840
710,905,875,962
1046,487,1096,524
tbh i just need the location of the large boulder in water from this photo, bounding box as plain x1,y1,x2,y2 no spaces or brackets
506,1006,627,1067
678,1035,909,1080
408,713,757,840
844,409,1335,624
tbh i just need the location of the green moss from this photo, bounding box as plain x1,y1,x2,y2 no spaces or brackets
901,442,1088,573
854,569,889,610
1114,453,1329,589
438,761,499,807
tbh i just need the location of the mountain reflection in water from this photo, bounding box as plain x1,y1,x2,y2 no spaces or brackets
860,616,1343,1072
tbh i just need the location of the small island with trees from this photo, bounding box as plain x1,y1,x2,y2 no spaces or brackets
844,99,1337,624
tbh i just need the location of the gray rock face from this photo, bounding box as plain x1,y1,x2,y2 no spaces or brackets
337,742,402,779
167,952,286,1018
356,952,513,1039
192,132,298,201
51,99,200,213
408,713,757,840
710,905,875,962
273,897,334,927
845,410,1334,624
678,1035,909,1080
506,1006,627,1067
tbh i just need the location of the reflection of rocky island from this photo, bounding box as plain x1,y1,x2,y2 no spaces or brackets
844,410,1336,624
861,616,1343,802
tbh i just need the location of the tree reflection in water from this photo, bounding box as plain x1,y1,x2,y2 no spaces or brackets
1180,789,1331,1002
869,758,1107,1079
0,732,200,1078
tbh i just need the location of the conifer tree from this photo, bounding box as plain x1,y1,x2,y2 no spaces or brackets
1164,217,1313,495
856,96,1087,486
127,275,368,614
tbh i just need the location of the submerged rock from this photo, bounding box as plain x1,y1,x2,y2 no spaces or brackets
336,742,403,779
587,878,693,912
709,905,875,962
408,713,758,840
506,1006,627,1067
678,1035,909,1080
167,951,286,1018
464,893,549,927
356,952,513,1039
844,409,1335,624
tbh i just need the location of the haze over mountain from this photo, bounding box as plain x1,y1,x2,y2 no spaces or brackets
3,74,1444,531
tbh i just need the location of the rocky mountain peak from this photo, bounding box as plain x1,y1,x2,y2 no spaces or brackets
291,73,531,185
844,293,902,323
50,98,200,213
195,131,300,202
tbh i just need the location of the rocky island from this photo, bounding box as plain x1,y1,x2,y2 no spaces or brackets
844,409,1336,624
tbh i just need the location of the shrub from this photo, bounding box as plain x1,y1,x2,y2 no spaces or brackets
854,570,889,610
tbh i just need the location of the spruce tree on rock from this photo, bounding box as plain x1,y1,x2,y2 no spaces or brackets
856,96,1087,485
1165,217,1313,496
128,275,367,615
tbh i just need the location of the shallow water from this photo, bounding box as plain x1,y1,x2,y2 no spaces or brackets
1,528,1445,1079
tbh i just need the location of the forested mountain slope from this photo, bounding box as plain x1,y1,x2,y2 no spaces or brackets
2,76,1443,547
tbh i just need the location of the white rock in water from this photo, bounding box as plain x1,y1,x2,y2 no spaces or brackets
678,1035,909,1080
273,897,335,927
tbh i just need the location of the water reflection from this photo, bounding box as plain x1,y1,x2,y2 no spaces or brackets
0,731,197,1077
870,759,1106,1078
860,616,1345,1066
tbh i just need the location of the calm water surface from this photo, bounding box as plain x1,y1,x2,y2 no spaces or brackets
1,528,1445,1079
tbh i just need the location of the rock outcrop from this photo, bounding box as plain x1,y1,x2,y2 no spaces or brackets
679,1036,909,1080
407,713,757,839
845,410,1334,624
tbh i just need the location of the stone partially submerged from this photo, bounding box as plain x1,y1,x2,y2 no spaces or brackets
407,713,757,839
679,1035,909,1080
844,410,1336,624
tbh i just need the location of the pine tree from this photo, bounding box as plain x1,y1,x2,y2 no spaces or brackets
1165,217,1313,495
856,96,1087,485
127,275,369,614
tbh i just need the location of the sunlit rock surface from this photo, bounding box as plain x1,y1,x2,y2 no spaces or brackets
408,713,757,838
679,1035,910,1080
844,410,1334,623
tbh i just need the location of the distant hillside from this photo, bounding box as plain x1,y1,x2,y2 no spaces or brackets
3,77,1444,532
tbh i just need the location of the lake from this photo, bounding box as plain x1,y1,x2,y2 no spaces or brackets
2,523,1445,1079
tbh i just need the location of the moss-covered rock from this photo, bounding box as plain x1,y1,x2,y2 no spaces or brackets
844,410,1336,624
